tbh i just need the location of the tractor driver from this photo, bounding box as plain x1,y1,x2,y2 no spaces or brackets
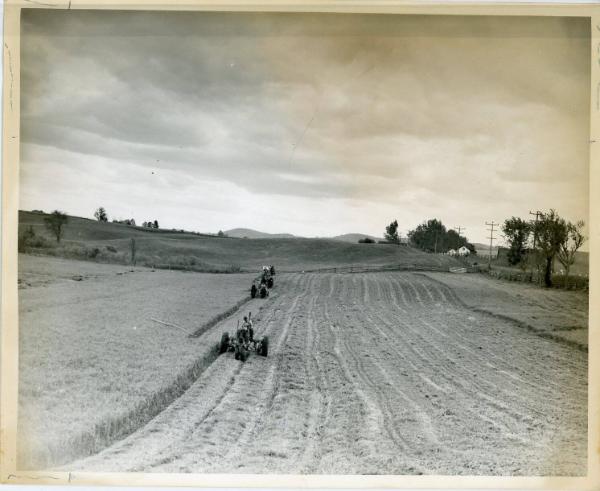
242,316,254,343
237,321,249,346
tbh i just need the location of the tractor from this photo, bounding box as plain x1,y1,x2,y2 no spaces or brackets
216,315,269,362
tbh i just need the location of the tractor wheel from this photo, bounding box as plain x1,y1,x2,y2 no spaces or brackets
240,348,248,362
234,350,240,360
267,278,274,289
259,336,269,357
218,332,230,354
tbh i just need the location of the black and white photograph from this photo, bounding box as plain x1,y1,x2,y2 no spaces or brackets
10,7,592,479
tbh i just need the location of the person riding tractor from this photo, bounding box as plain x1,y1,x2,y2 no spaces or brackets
260,283,269,298
242,315,254,342
216,311,268,361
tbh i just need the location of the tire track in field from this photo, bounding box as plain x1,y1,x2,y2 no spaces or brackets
298,281,333,473
322,275,430,474
383,275,555,445
418,277,587,408
403,274,587,417
360,272,548,462
380,272,586,473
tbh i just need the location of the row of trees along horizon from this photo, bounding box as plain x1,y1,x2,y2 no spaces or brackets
381,210,586,289
23,207,586,290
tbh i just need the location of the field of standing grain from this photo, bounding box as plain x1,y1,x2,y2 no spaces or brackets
18,254,257,469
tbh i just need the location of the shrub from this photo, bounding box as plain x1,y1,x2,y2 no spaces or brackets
88,248,101,259
18,226,36,252
358,237,375,244
18,226,52,252
105,245,118,253
551,274,588,291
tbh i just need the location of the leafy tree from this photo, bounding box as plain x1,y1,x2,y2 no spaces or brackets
533,209,568,287
94,207,108,222
502,217,531,266
153,220,159,229
408,218,474,254
557,220,585,289
384,220,400,245
408,219,446,253
217,230,227,237
44,210,68,243
446,229,463,251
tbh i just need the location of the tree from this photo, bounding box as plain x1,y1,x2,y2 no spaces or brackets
502,217,531,266
217,230,226,237
533,209,568,288
384,220,400,245
44,210,68,243
408,219,446,253
446,229,463,251
557,220,585,289
153,220,159,229
408,218,474,254
94,207,108,222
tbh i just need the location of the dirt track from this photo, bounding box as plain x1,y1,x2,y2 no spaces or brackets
67,272,587,475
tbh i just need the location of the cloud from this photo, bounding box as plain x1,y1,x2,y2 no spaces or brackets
20,11,590,242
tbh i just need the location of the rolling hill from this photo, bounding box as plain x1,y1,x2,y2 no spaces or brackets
18,210,462,272
224,228,296,239
330,233,383,243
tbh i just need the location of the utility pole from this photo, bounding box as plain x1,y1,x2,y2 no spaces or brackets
454,226,465,237
485,221,497,269
529,210,542,282
529,211,542,250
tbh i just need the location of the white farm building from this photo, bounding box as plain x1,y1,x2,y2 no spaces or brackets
458,246,470,256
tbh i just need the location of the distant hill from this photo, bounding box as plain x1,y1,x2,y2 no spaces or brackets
18,210,463,273
330,233,383,243
224,228,296,239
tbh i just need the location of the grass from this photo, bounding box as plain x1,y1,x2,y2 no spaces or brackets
19,210,461,272
17,254,256,469
421,272,588,351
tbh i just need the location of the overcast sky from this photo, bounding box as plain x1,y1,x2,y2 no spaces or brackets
20,11,590,244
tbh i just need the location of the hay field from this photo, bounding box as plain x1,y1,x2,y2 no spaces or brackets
17,254,257,469
66,272,587,476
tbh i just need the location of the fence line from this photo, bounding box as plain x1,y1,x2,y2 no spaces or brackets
298,263,470,274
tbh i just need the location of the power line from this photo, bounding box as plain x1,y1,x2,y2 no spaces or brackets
485,221,498,268
453,226,465,237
